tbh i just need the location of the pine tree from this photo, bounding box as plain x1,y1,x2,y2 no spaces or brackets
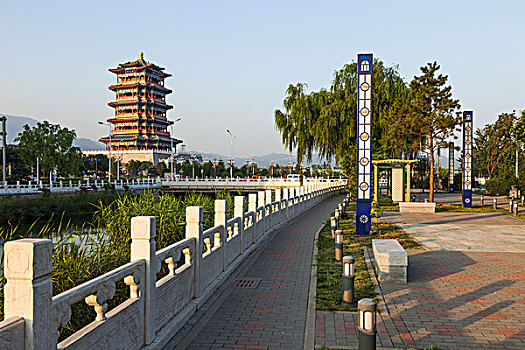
409,62,460,202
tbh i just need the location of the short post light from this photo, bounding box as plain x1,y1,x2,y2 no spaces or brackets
330,216,337,238
509,199,513,213
522,196,524,206
342,256,355,304
338,203,344,218
335,209,340,226
358,298,377,350
480,195,484,206
335,229,343,261
514,202,519,216
493,198,498,210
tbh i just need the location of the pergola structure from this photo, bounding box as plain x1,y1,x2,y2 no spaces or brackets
372,159,417,203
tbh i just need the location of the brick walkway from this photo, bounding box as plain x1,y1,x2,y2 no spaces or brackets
316,208,525,350
382,250,525,349
174,194,344,350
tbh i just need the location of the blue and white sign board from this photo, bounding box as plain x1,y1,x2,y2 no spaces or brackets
449,146,454,193
462,111,473,208
356,53,373,235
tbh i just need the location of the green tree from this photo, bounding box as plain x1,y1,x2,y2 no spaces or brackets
473,112,517,179
408,62,460,202
15,121,80,180
274,58,410,191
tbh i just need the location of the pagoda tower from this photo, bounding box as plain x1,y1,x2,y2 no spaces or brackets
100,52,181,163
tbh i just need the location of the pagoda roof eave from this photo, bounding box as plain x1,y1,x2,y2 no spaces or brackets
108,83,172,93
107,100,173,109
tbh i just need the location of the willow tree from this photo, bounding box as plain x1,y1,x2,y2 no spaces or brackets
409,62,460,202
274,58,411,189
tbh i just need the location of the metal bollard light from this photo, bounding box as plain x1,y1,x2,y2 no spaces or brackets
358,298,377,350
342,256,355,304
509,199,514,213
480,195,484,206
514,202,519,216
335,230,343,262
335,209,340,226
493,198,498,210
330,216,337,238
522,196,524,206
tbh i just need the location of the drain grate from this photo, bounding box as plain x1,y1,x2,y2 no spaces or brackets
233,278,262,289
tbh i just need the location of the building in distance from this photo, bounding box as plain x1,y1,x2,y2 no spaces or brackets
99,52,182,165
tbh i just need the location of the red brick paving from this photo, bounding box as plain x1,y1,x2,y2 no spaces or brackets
317,249,525,349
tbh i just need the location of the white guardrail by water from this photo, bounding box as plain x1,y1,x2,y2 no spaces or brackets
0,177,344,195
0,182,345,350
0,177,161,195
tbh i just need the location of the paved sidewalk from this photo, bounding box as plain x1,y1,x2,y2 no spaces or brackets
316,209,525,349
381,250,525,349
382,211,525,252
174,194,344,350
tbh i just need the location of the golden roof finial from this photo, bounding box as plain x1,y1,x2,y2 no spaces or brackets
139,52,144,60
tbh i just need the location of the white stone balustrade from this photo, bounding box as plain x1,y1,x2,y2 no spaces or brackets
0,183,344,349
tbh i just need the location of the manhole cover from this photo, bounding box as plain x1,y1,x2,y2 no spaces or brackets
233,278,261,289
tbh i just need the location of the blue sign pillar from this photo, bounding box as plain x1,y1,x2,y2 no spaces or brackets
356,53,373,235
462,111,473,207
448,145,454,193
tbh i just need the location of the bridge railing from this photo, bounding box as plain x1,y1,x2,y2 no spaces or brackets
0,182,345,350
0,177,162,196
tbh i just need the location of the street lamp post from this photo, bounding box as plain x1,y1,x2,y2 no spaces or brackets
226,129,234,178
98,121,112,184
170,118,181,179
0,116,7,185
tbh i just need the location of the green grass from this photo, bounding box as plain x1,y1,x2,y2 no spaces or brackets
436,204,507,212
315,211,422,312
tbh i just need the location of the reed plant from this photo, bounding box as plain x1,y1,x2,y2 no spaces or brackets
1,190,235,341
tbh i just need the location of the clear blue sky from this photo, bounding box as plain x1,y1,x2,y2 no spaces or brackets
0,0,523,157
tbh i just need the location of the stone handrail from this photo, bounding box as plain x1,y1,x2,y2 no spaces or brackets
1,183,344,349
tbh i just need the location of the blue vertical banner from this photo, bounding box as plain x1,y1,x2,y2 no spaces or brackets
462,111,473,207
356,53,373,235
449,145,454,193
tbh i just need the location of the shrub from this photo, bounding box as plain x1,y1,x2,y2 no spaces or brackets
485,177,512,196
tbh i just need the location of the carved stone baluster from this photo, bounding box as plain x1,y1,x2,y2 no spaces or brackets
85,295,108,322
124,274,140,299
214,232,221,248
183,247,191,266
164,256,176,276
85,281,116,322
204,237,211,252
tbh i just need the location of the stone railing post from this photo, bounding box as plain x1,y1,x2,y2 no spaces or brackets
299,186,305,213
289,187,295,216
248,193,258,244
282,188,289,220
275,189,281,225
131,216,157,345
214,199,227,271
258,191,266,234
186,206,203,298
234,196,245,253
4,239,54,350
265,189,273,228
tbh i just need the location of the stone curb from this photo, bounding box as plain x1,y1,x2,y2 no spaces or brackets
304,220,327,350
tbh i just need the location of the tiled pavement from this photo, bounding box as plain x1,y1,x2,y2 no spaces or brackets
174,194,345,350
315,251,525,350
316,205,525,350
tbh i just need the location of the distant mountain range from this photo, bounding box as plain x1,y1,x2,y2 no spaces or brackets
1,114,106,150
0,114,459,168
0,114,317,167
